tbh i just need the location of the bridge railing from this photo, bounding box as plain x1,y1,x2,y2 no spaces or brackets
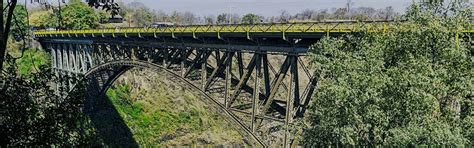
33,21,473,36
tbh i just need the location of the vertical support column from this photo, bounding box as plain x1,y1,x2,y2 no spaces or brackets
57,44,63,72
201,50,208,90
51,44,57,69
237,51,244,78
163,48,168,67
292,56,300,113
91,44,97,65
70,44,74,73
114,44,119,60
96,44,103,64
251,53,261,133
58,44,64,92
181,49,187,77
65,44,72,89
80,44,87,73
61,44,67,90
50,44,58,94
284,56,298,148
262,54,271,97
86,44,94,70
215,50,221,65
71,44,77,73
224,51,233,107
132,45,137,60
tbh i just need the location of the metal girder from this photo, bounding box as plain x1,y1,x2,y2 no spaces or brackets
260,56,291,114
224,52,233,107
262,54,271,97
182,50,206,77
296,70,319,117
251,54,261,133
166,49,184,68
204,52,235,90
236,52,244,78
284,55,301,147
43,38,321,147
227,54,258,108
291,57,300,111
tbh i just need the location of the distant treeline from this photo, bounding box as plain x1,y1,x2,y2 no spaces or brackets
118,1,399,26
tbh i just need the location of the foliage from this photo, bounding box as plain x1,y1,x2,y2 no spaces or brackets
10,5,27,40
104,69,244,145
29,11,56,29
132,7,155,27
241,13,261,24
14,49,50,76
0,54,100,145
60,0,100,29
304,1,472,146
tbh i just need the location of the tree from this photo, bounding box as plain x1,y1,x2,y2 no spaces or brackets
295,9,314,20
29,11,56,29
278,10,291,23
182,11,197,25
217,13,229,24
203,15,215,25
0,0,19,71
0,54,99,145
333,8,348,19
304,1,472,146
60,0,101,29
154,10,169,22
241,13,261,24
10,5,27,41
132,7,155,26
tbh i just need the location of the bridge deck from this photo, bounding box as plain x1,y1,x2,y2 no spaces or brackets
34,21,473,37
33,22,473,54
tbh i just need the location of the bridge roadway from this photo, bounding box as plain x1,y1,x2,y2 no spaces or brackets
33,21,473,147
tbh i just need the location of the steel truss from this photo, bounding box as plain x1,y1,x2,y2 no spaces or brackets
45,39,318,147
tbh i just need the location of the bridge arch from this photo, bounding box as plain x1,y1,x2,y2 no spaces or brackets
83,60,264,145
41,38,317,146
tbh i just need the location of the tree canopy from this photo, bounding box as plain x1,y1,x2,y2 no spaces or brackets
241,13,261,24
60,0,100,29
304,1,472,146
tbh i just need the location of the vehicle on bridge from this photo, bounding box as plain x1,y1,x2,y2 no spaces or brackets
150,22,176,28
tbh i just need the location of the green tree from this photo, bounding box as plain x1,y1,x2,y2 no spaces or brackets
216,13,229,24
29,11,56,29
10,5,27,40
132,7,155,27
60,0,100,29
304,1,472,146
241,13,261,24
0,55,100,145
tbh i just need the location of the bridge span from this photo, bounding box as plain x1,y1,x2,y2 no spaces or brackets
33,21,473,147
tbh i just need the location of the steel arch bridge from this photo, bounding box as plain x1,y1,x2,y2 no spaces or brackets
34,21,473,147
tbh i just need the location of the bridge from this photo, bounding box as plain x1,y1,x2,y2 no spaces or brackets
33,21,473,147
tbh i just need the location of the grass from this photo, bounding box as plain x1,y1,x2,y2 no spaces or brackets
105,70,244,145
14,48,50,76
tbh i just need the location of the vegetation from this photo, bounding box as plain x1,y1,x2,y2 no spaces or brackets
111,1,400,27
0,55,99,145
14,49,50,76
1,0,472,146
105,69,244,145
304,1,472,146
10,5,27,41
241,13,262,24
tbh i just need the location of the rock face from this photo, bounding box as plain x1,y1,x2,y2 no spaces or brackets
104,68,245,146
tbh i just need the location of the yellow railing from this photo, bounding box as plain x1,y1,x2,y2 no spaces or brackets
33,22,473,36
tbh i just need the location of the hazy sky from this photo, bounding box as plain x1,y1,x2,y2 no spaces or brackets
119,0,414,16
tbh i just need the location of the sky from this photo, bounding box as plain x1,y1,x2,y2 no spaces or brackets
118,0,414,16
